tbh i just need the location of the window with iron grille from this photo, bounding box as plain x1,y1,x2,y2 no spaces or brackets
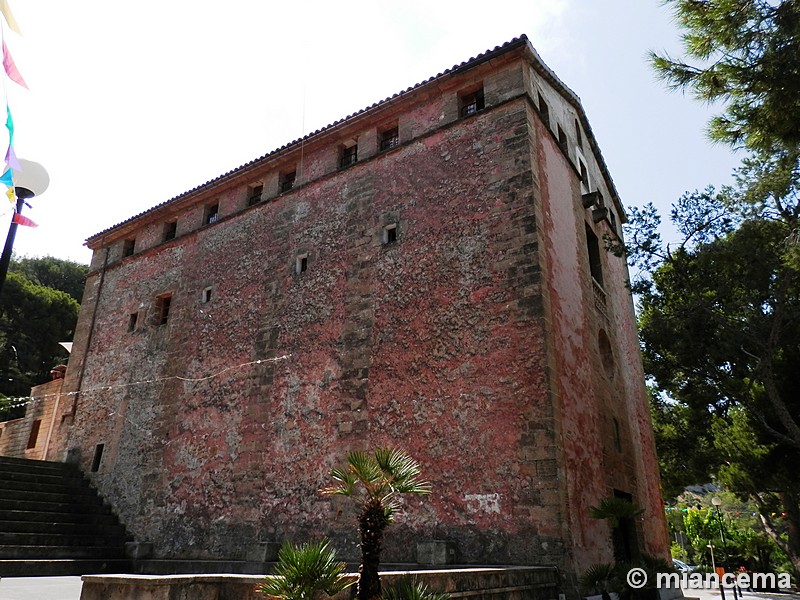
204,204,219,225
459,88,485,117
340,145,358,169
280,171,296,193
379,126,399,151
248,184,263,206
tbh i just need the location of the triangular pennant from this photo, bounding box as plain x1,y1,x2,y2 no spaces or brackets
0,169,13,187
5,106,13,147
5,187,14,203
5,145,20,171
12,212,37,228
0,0,21,34
2,41,28,89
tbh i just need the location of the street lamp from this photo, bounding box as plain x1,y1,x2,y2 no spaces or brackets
712,496,741,600
0,159,50,297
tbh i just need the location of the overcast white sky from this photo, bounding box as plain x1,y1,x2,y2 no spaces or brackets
3,0,741,265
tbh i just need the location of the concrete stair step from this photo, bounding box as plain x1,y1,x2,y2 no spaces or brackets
0,477,96,496
0,531,125,547
0,456,78,476
0,519,125,536
0,509,120,525
0,496,115,515
0,467,88,486
0,457,131,568
0,558,132,576
0,544,125,560
0,486,107,505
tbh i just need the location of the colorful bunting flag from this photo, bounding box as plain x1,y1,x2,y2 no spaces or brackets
5,187,13,203
0,0,21,35
5,106,13,147
5,145,20,171
12,212,37,228
0,168,12,187
2,41,27,89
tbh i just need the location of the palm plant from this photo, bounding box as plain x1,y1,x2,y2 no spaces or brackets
589,497,645,528
381,577,450,600
321,448,431,600
260,539,355,600
579,563,617,598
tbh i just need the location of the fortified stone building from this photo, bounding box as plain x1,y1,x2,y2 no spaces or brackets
44,36,667,581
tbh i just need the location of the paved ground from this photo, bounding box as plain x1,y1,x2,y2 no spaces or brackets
0,577,83,600
0,577,797,600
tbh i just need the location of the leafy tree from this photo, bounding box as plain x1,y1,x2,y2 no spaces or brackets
10,256,88,303
0,271,79,398
651,0,800,152
321,449,430,600
260,539,354,600
628,210,800,574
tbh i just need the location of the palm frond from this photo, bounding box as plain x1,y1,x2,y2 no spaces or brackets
320,467,357,497
259,539,354,600
579,563,616,595
589,497,645,527
347,450,383,491
381,577,450,600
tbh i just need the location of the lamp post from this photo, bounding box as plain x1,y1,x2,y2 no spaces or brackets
0,159,49,298
712,496,741,599
711,496,736,600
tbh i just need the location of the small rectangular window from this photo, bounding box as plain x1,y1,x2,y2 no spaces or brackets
340,145,358,169
537,92,549,128
26,419,41,449
296,253,308,275
579,159,589,194
379,126,399,151
157,294,172,325
122,238,135,257
202,287,212,303
91,443,105,472
557,125,568,153
163,221,177,241
586,224,604,287
280,171,296,193
459,87,485,117
248,184,263,206
575,118,583,149
204,203,219,225
128,312,138,332
383,223,398,244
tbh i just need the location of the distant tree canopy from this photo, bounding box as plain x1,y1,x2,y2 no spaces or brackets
0,256,87,405
9,256,88,303
651,0,800,153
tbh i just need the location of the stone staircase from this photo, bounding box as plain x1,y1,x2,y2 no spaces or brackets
0,455,131,576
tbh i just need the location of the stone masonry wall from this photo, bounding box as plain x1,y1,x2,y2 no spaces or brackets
59,93,568,567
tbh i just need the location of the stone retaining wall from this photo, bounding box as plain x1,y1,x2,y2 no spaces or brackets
80,566,561,600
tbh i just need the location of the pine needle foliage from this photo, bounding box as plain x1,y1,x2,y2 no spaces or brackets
260,539,354,600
